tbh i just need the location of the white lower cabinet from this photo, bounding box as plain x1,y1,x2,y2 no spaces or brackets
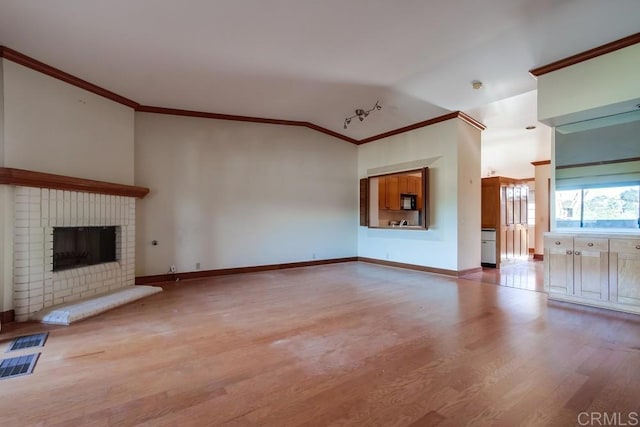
609,238,640,308
545,233,640,315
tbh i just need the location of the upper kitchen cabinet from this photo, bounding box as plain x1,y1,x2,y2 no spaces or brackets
381,175,401,211
481,178,500,229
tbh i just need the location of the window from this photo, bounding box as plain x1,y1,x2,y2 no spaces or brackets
528,189,535,226
556,184,640,229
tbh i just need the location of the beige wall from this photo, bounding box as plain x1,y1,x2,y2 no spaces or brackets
2,60,135,184
357,118,481,272
0,59,137,315
534,163,551,256
134,112,358,276
538,44,640,126
456,120,482,271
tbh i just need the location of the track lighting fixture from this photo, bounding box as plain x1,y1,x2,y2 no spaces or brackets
344,101,382,129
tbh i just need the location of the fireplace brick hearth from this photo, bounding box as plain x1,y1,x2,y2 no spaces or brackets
13,186,136,322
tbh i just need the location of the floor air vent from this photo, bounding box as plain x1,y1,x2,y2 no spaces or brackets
7,332,49,352
0,353,40,380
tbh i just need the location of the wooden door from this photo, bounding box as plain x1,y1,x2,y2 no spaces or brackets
544,236,574,295
520,185,528,225
513,226,521,257
505,186,514,225
520,226,528,257
573,237,609,301
500,185,507,227
514,186,521,226
609,239,640,307
504,227,514,259
386,175,400,210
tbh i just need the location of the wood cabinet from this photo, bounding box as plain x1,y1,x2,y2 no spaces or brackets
378,175,400,210
481,176,530,267
546,235,574,295
398,175,408,195
481,178,500,229
386,176,400,210
378,178,386,210
573,237,609,300
398,176,420,196
378,174,417,211
378,176,400,211
545,233,640,315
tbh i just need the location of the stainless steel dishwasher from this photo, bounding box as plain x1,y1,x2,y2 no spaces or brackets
481,228,497,267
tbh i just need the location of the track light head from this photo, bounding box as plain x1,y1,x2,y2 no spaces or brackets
342,101,382,129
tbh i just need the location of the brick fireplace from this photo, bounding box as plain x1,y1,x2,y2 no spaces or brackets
13,186,136,321
0,167,150,323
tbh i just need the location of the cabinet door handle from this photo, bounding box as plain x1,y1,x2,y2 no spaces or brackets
574,251,581,256
555,241,561,245
636,245,640,250
566,250,573,255
587,242,594,247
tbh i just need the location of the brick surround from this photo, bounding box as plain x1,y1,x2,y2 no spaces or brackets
13,186,135,321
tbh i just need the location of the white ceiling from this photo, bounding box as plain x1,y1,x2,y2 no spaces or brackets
0,0,639,177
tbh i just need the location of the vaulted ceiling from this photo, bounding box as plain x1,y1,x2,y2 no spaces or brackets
1,0,639,177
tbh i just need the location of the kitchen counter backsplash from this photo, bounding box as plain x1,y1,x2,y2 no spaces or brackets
379,210,420,227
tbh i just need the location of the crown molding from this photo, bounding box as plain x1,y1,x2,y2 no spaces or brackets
531,160,551,166
356,111,485,145
1,45,484,145
0,46,140,108
457,111,487,131
529,32,640,77
0,167,149,198
135,106,359,144
357,112,459,144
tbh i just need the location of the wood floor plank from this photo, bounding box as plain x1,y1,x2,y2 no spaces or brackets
0,261,638,426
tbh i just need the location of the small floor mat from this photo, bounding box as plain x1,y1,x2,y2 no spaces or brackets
0,353,40,380
7,332,49,352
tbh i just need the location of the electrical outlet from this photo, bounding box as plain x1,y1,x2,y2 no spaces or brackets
169,264,176,273
196,262,200,270
312,253,316,260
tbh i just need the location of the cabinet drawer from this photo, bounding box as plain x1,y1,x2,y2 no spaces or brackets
574,237,608,252
610,238,640,254
545,236,573,250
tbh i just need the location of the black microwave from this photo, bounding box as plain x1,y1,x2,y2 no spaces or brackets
400,194,416,210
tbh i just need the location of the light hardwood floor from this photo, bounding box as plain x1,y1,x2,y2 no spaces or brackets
463,259,545,293
1,262,639,426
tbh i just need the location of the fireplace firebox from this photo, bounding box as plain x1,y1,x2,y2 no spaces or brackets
53,226,117,272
